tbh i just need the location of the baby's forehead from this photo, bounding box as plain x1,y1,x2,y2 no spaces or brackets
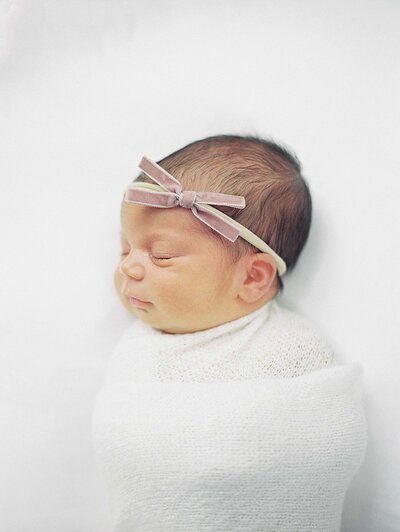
121,202,209,239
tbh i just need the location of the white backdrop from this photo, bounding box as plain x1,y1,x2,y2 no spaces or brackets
1,1,399,531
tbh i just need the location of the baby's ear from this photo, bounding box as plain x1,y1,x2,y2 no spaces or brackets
238,253,277,303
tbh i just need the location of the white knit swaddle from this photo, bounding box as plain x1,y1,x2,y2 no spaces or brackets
91,300,368,531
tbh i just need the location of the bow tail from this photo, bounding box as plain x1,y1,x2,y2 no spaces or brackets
125,187,177,208
191,205,241,242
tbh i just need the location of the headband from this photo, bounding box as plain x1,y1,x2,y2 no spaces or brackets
123,156,287,277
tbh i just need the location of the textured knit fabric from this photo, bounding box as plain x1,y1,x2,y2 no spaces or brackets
91,299,368,532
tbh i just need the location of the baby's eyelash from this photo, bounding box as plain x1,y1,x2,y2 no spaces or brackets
149,254,172,261
120,252,172,261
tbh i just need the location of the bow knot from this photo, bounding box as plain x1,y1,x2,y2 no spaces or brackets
178,190,197,209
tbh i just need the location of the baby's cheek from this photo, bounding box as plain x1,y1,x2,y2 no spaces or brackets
162,275,219,315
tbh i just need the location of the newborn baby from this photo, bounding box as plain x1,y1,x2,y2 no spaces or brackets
92,134,367,531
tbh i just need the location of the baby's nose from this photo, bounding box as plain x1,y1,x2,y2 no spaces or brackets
119,252,145,280
178,190,196,209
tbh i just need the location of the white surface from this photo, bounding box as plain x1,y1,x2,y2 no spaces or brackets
0,1,399,531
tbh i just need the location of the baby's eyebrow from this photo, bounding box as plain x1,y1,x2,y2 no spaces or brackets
120,229,181,240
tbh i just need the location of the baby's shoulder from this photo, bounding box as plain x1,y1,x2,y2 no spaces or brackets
268,300,336,372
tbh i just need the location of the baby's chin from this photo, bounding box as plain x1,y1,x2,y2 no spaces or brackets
131,309,174,332
123,297,234,334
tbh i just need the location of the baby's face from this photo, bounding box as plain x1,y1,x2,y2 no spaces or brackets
115,201,241,334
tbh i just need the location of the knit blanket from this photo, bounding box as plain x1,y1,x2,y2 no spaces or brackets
91,302,368,531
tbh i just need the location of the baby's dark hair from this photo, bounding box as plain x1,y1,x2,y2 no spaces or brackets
134,134,312,294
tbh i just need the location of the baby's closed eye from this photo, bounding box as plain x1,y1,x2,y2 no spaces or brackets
150,254,173,261
120,250,175,259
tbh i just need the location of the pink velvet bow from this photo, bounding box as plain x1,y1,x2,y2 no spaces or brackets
124,156,246,242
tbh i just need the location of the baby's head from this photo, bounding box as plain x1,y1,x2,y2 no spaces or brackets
116,134,312,334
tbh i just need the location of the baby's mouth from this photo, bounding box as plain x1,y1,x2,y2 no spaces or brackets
129,297,151,308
